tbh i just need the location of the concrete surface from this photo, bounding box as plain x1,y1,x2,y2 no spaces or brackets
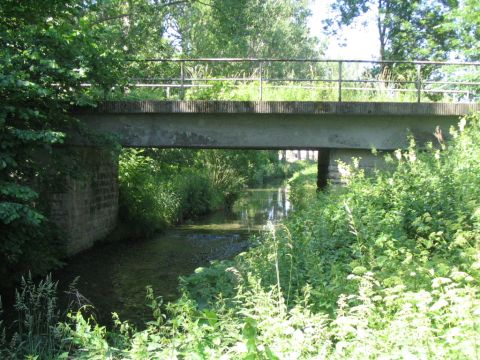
73,101,479,150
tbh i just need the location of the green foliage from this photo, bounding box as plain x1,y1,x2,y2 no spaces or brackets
118,149,180,236
121,76,448,102
0,0,124,284
444,0,480,61
327,0,457,61
118,147,289,237
288,162,318,209
173,169,216,220
173,0,320,59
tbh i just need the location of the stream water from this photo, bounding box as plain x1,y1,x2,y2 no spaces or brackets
54,183,290,327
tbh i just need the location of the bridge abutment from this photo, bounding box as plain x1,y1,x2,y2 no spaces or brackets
49,148,119,255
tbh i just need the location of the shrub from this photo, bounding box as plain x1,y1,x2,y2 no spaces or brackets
172,169,216,220
118,149,179,236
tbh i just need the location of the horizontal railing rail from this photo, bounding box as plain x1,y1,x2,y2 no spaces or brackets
127,58,480,66
122,58,480,102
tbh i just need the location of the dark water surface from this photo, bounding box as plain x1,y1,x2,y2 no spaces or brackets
54,184,290,327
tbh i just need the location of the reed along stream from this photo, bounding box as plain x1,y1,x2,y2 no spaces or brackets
54,183,291,327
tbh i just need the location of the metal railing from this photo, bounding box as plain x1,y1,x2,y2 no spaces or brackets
125,58,480,102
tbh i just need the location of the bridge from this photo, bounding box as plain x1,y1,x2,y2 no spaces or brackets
75,58,479,150
60,58,480,255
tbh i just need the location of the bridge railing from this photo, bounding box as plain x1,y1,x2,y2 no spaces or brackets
121,58,480,103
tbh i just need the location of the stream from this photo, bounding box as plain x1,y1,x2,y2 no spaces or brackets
54,183,291,327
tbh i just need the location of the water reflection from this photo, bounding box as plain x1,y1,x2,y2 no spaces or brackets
55,184,290,327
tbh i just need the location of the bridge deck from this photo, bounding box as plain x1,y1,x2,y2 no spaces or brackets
74,101,480,149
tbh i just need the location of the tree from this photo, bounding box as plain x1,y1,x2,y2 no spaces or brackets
326,0,458,61
172,0,319,58
163,0,323,83
444,0,480,61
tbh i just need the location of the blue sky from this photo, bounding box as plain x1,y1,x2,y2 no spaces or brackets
308,0,379,59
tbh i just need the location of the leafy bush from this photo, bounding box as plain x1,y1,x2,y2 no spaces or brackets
172,169,216,220
118,149,179,236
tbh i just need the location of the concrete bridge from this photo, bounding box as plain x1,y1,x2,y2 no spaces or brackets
62,99,479,254
60,57,480,255
74,100,479,150
51,58,480,254
73,99,478,191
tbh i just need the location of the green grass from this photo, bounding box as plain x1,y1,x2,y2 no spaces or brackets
109,81,426,102
106,77,467,103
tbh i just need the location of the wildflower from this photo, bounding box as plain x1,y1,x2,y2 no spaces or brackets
352,157,360,169
459,117,467,132
407,151,416,162
337,162,351,183
394,149,402,161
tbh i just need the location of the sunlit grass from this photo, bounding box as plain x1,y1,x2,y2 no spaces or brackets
107,80,459,102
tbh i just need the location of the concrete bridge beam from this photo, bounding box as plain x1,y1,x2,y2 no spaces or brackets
73,101,478,150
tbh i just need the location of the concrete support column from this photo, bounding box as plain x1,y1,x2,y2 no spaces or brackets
317,149,330,190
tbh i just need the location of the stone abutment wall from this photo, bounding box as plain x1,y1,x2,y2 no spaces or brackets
49,148,119,255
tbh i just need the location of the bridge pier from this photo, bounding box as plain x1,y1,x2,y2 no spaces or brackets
316,149,330,190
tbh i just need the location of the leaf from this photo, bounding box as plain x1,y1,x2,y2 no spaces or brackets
0,181,38,201
203,309,218,326
0,202,44,225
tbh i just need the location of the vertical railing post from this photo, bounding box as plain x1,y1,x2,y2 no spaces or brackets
259,61,263,101
416,64,422,103
180,60,185,100
338,61,343,102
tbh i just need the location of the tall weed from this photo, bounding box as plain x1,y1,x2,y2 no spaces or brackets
0,274,70,359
